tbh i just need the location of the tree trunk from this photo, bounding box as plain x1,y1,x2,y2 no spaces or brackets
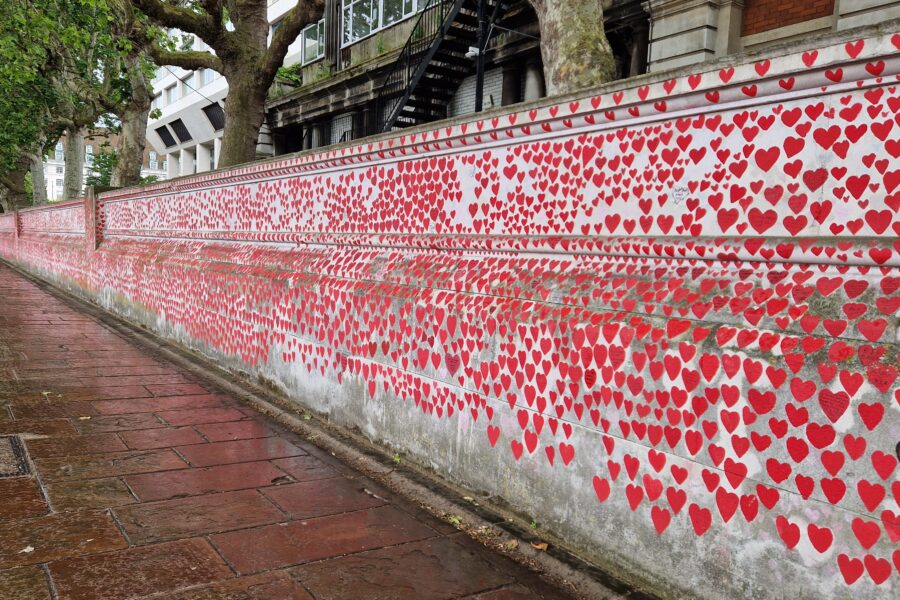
112,53,152,187
63,127,86,200
218,73,268,168
28,148,48,206
530,0,616,96
0,157,31,211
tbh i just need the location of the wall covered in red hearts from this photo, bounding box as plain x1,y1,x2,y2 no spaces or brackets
2,27,898,599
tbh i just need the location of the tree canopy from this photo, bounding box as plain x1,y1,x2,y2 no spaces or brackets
0,0,158,208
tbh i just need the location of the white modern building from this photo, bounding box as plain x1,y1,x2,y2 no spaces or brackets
146,0,309,178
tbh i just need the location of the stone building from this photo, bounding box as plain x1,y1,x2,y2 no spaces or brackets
646,0,897,70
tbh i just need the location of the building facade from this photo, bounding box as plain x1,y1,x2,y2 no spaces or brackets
146,0,900,176
645,0,899,70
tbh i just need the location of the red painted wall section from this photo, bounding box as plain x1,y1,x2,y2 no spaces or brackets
2,30,899,598
742,0,836,36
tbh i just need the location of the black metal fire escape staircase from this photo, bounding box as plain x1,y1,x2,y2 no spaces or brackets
372,0,506,133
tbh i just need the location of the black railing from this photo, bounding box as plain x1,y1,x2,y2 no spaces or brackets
370,0,467,133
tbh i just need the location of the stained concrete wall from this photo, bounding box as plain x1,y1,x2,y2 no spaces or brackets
2,23,899,600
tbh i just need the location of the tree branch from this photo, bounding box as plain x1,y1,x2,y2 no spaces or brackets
0,174,25,194
151,46,224,72
261,0,325,82
132,0,218,40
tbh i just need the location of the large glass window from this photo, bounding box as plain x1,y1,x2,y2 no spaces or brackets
343,0,420,46
181,73,194,98
165,84,177,105
383,0,417,25
302,19,326,64
202,68,216,85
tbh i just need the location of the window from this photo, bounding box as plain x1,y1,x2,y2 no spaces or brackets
202,68,216,85
54,142,64,161
56,179,63,187
202,103,226,131
166,85,177,105
302,19,326,64
343,0,376,44
85,144,94,163
383,0,415,25
162,159,168,171
151,94,161,111
270,18,283,38
149,151,158,170
342,0,420,46
182,73,195,98
155,126,177,148
56,166,63,174
170,118,193,143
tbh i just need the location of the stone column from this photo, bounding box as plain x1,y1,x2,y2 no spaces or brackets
501,64,522,106
167,153,180,179
629,21,651,77
523,60,545,102
196,144,212,173
715,0,744,56
643,0,744,72
179,147,195,177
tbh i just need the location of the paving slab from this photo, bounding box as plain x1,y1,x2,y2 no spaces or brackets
125,461,287,502
146,571,313,600
91,394,228,415
211,505,440,574
115,489,285,544
271,455,339,482
45,477,137,512
176,437,306,466
48,539,233,600
156,407,247,426
292,536,514,599
0,510,126,568
24,433,127,458
193,420,274,442
34,449,187,481
261,476,386,519
118,426,206,450
0,565,52,600
0,477,48,521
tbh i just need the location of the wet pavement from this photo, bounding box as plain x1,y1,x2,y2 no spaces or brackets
0,263,572,600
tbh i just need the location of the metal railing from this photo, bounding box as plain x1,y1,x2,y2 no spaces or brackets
370,0,467,133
